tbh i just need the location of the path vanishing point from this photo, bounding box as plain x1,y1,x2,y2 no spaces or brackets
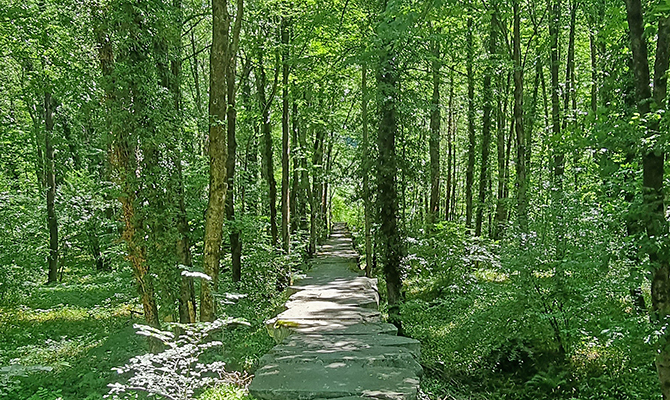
249,223,423,400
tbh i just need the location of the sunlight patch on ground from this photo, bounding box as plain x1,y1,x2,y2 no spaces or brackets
474,268,509,283
9,335,103,370
6,303,140,323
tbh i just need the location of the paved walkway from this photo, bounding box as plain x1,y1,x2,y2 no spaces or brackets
249,224,422,400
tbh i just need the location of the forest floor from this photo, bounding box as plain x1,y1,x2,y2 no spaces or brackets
0,265,280,400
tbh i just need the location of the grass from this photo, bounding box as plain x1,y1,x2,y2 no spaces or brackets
0,268,147,399
0,262,284,400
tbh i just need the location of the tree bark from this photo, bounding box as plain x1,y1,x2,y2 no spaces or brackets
226,0,243,283
95,8,161,338
513,0,527,232
201,0,230,322
290,96,300,233
166,0,197,322
548,0,563,191
428,31,441,229
624,1,670,396
476,13,497,237
257,53,279,248
311,108,325,252
465,17,476,232
493,73,510,240
45,92,59,284
376,36,403,331
445,73,453,221
362,64,373,277
281,17,290,253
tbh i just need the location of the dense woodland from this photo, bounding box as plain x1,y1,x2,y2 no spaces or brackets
2,0,670,398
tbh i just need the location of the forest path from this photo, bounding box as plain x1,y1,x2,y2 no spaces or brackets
248,223,422,400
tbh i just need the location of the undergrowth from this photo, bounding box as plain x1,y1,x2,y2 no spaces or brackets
0,238,302,400
351,217,659,400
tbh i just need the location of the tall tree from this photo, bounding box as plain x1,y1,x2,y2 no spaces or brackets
225,0,244,283
465,17,475,232
513,0,527,232
624,1,670,396
376,3,403,330
281,16,290,253
201,0,231,322
428,27,441,229
256,49,279,248
45,92,58,283
362,63,373,277
476,12,497,237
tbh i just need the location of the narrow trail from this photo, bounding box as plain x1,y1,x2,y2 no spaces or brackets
249,223,422,400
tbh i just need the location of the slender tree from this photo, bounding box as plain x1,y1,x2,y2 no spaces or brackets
376,5,403,330
281,16,290,253
201,0,231,322
362,64,373,277
428,27,441,230
624,1,670,396
44,92,58,284
513,0,527,232
465,17,475,232
476,12,497,237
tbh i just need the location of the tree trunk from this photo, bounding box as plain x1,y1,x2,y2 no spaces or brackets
513,0,527,232
257,54,279,248
95,9,161,339
45,92,59,284
290,97,300,233
165,0,197,322
281,17,290,253
376,38,403,331
548,0,563,191
428,32,441,229
311,113,325,251
493,73,510,240
190,30,205,154
201,0,231,322
362,64,373,277
624,1,670,396
589,24,597,118
226,0,244,283
299,93,311,233
445,73,453,221
476,14,497,237
465,17,475,232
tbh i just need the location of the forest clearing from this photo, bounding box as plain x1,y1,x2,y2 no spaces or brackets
1,0,669,398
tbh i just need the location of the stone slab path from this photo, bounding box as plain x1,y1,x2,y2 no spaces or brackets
249,224,422,400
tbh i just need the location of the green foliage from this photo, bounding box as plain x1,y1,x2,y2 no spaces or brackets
107,319,251,400
197,384,252,400
401,208,659,399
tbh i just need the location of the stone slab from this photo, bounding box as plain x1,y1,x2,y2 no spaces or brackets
266,319,398,336
261,338,423,376
278,300,381,321
277,334,421,358
289,289,379,310
249,364,420,400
